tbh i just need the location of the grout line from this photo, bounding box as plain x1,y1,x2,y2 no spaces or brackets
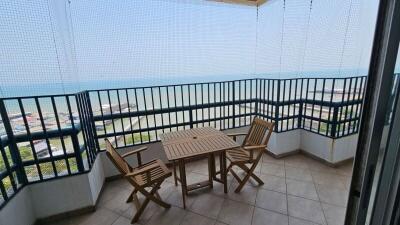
284,158,290,225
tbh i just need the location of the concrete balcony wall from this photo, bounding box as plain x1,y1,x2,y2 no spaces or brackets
0,156,105,225
0,187,35,225
267,129,358,164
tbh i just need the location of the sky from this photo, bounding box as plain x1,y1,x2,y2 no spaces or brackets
0,0,389,96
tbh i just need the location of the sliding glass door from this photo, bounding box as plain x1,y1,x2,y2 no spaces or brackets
345,1,400,225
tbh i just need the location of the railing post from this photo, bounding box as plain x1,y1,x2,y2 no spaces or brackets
189,108,194,129
0,99,27,184
298,101,303,129
71,131,85,172
274,80,281,131
330,105,339,138
232,81,236,128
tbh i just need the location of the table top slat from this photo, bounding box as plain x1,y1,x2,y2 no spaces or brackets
161,127,240,160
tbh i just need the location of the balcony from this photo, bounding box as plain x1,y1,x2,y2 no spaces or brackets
0,75,382,225
52,154,353,225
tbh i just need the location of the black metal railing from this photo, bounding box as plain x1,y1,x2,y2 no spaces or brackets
1,74,399,207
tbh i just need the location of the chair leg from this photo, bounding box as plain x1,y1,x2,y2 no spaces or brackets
238,164,264,185
234,163,258,193
131,195,151,224
131,182,170,224
126,189,138,203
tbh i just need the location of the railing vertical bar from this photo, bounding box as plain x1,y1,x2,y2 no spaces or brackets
50,97,71,175
213,83,216,128
181,86,186,130
142,88,151,141
106,90,117,146
76,93,92,167
353,77,364,132
208,83,211,127
303,78,310,130
96,91,107,134
287,79,292,130
338,78,348,137
348,77,359,134
238,81,241,127
125,89,135,144
66,96,84,172
116,90,126,146
35,97,58,177
166,87,172,132
17,99,43,180
293,79,298,128
263,79,266,120
201,84,204,127
195,84,198,128
318,79,326,133
158,87,165,135
342,78,353,137
0,135,17,191
326,79,336,136
150,87,158,140
0,180,8,201
298,78,304,129
310,79,318,132
281,80,286,131
173,86,179,130
275,80,280,131
134,89,143,143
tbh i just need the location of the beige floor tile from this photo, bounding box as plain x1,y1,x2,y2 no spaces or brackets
71,208,120,225
316,184,348,207
311,172,346,189
257,173,287,193
146,206,186,225
285,166,313,182
307,161,338,175
98,188,133,215
189,193,225,219
321,203,346,225
262,153,285,165
226,182,258,205
252,207,289,225
217,199,254,225
165,189,197,209
112,216,141,225
256,189,287,214
287,195,326,225
122,202,162,224
286,178,319,201
284,155,310,169
289,217,319,225
260,162,286,177
180,211,216,225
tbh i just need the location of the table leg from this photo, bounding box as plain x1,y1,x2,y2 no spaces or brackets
173,160,178,186
222,151,228,193
208,153,214,189
178,159,187,209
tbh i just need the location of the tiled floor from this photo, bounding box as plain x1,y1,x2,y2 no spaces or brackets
50,153,353,225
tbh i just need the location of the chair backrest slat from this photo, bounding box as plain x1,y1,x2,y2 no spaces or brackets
243,118,274,147
105,139,132,175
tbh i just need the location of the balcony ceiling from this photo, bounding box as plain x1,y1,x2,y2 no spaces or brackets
209,0,267,7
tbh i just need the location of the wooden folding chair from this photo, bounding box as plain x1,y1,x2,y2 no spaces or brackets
226,118,274,193
105,139,171,224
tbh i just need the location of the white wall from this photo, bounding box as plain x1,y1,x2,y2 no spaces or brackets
268,130,301,155
0,156,105,225
0,188,35,225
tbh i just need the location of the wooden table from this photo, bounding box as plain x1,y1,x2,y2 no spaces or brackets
160,127,240,208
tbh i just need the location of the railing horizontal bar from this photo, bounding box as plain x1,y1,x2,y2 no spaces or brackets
92,99,258,121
